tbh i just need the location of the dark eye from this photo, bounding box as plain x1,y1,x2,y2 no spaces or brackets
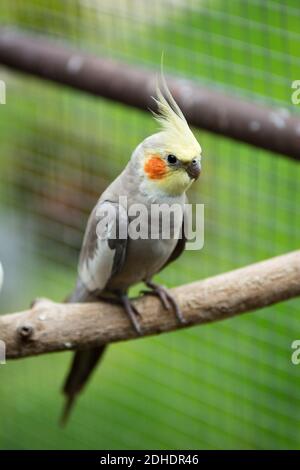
167,154,177,165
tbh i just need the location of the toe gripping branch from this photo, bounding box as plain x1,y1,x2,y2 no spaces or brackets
142,281,187,325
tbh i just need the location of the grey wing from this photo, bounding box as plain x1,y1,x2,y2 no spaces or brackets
159,196,189,271
78,201,128,293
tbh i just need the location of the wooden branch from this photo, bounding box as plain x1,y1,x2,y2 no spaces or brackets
1,250,300,360
0,28,300,160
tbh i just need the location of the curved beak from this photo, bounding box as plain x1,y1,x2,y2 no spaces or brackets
186,160,201,180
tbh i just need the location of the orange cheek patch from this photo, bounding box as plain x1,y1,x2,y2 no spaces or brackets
144,155,167,180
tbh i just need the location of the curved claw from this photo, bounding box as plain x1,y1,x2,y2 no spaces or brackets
144,281,186,324
166,293,187,324
119,294,143,335
140,289,171,310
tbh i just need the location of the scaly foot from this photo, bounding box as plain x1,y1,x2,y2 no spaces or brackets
118,293,143,335
142,281,186,325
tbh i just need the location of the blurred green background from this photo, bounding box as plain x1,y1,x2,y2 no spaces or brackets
0,0,300,450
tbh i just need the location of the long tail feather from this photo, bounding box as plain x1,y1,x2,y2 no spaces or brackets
60,393,76,427
60,280,107,426
60,346,107,427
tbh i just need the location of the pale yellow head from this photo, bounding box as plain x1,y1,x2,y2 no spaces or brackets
140,77,202,196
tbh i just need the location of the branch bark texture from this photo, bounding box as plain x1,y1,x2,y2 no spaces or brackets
0,28,299,160
1,250,299,360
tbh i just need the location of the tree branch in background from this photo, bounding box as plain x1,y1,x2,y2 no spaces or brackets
0,250,299,360
0,28,299,160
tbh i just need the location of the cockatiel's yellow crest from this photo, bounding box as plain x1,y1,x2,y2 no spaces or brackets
141,75,202,195
152,76,201,162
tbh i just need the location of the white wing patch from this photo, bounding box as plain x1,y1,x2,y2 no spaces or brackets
78,202,127,292
79,243,114,292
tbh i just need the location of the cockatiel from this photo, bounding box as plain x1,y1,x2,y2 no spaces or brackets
61,78,202,424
